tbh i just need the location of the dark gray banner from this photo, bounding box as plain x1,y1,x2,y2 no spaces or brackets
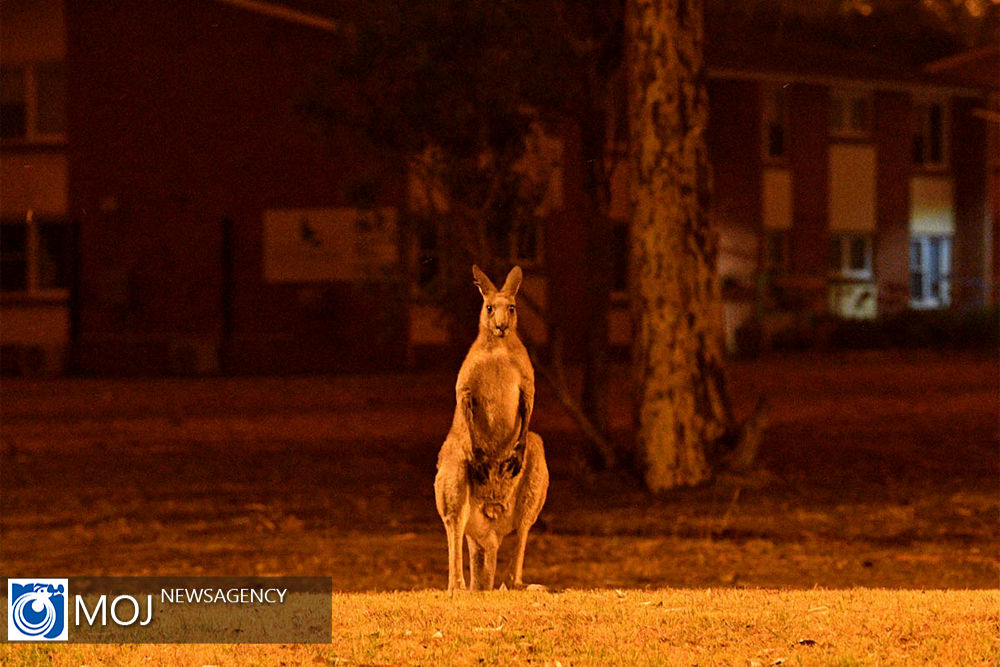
4,577,331,643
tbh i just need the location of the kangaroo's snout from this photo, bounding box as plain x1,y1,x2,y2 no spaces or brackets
494,324,508,337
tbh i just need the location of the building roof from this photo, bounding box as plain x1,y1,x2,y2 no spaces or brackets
924,43,1000,90
706,36,989,93
209,0,338,32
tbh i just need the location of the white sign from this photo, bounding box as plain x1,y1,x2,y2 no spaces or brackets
263,207,397,282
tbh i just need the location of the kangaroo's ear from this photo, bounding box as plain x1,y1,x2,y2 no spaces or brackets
501,266,522,296
472,264,497,297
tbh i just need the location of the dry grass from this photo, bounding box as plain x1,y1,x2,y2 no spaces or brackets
3,588,997,665
2,352,997,663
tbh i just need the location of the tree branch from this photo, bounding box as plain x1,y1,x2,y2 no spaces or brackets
524,333,617,470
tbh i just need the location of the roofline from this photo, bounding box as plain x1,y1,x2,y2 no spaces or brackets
708,67,985,97
924,43,1000,74
210,0,339,32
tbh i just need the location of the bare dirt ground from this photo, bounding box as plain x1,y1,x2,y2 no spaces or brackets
2,350,997,590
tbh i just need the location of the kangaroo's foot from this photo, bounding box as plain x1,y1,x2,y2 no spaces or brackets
448,579,467,597
500,580,549,592
500,571,549,592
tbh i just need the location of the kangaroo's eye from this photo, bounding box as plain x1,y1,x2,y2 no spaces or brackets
508,305,515,314
486,305,493,314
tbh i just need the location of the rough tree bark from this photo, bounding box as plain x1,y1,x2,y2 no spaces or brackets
626,0,735,491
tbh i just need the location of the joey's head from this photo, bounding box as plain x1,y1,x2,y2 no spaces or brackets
472,264,522,339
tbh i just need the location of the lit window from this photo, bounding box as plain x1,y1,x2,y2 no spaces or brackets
829,234,872,280
913,100,948,169
910,235,951,308
829,89,872,138
0,214,71,295
0,61,66,143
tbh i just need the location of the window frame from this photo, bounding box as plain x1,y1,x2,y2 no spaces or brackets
0,61,67,145
761,83,789,163
912,95,950,172
611,222,630,299
829,233,873,281
507,215,544,268
0,213,71,300
829,88,873,140
763,229,789,275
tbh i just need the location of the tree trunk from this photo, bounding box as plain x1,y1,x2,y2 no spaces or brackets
626,0,732,491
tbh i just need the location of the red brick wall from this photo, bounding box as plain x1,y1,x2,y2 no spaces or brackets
544,119,591,361
708,79,763,245
951,96,989,310
786,84,829,309
874,92,912,313
66,1,406,373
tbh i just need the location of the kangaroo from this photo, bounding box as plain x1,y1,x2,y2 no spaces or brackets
434,264,548,592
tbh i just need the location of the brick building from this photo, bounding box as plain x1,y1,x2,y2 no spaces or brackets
1,0,996,374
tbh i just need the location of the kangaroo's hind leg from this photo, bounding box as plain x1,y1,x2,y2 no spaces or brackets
505,524,531,588
435,456,470,593
468,534,500,591
443,507,468,592
504,432,548,589
467,537,485,591
483,539,499,591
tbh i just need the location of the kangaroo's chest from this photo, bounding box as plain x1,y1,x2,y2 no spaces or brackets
462,353,523,440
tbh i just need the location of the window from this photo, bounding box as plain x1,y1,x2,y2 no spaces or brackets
763,230,789,275
511,217,541,264
762,84,787,160
829,234,872,280
913,99,948,169
612,223,629,293
910,235,951,308
35,62,67,136
829,89,872,138
0,214,71,296
487,212,542,266
1,223,28,291
414,221,439,289
0,61,66,143
1,67,27,139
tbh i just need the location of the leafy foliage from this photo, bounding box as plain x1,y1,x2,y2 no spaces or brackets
707,0,997,57
299,1,624,327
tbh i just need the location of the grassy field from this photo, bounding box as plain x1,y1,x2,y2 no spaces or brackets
3,589,997,665
2,350,997,663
